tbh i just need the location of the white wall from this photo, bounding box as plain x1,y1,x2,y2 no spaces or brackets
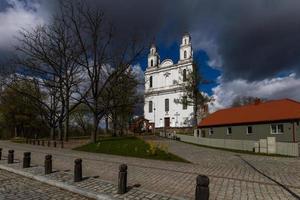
144,61,194,128
145,62,192,90
144,91,194,128
176,134,299,157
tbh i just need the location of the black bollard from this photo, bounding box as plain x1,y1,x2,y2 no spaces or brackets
195,175,209,200
8,150,14,164
0,148,2,160
25,138,28,144
74,158,82,182
23,152,31,168
61,141,64,148
41,140,45,146
33,140,36,145
47,140,50,147
37,140,40,145
53,141,56,148
118,164,128,194
45,155,52,174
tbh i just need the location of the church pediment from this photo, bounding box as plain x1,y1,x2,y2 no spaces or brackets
160,59,174,67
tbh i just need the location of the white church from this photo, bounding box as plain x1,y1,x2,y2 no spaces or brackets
144,33,194,129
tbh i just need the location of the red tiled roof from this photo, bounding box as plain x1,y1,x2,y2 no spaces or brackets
198,99,300,128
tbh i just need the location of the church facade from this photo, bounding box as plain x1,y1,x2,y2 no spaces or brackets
144,33,194,129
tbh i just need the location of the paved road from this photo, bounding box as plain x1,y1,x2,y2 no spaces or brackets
0,169,90,200
0,138,300,199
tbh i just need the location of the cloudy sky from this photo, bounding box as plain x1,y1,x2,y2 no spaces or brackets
1,0,300,111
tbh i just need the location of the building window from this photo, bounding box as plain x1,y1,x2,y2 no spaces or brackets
201,130,206,137
247,126,253,134
227,127,232,135
209,128,214,135
271,124,284,134
149,76,152,88
183,96,187,110
184,50,187,59
183,69,187,82
151,59,153,66
165,98,169,112
278,124,284,133
149,101,153,113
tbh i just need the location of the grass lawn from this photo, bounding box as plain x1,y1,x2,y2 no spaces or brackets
74,136,189,162
10,137,26,143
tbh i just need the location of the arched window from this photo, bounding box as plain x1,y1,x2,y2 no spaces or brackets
185,39,187,44
165,99,169,112
184,50,187,59
149,101,153,113
151,59,153,66
149,76,153,88
183,69,187,82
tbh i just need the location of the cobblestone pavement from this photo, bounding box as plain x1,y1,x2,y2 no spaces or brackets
0,160,179,200
0,138,300,199
0,169,90,200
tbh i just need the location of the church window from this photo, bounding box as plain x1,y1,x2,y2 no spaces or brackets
149,76,153,88
183,69,187,82
149,101,153,113
165,99,169,112
184,50,187,59
151,59,153,66
183,96,187,110
185,38,187,44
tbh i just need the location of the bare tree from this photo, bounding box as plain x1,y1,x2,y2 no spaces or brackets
14,10,84,141
62,1,145,142
1,0,145,143
231,96,267,107
175,61,212,127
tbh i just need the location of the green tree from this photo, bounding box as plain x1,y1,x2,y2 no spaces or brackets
107,67,141,136
0,80,47,138
70,104,93,136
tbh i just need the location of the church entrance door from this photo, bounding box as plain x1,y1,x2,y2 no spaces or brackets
164,117,170,128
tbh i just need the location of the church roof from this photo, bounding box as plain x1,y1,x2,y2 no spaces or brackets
198,99,300,127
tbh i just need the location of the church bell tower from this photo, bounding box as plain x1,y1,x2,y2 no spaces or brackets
148,44,160,68
179,33,193,62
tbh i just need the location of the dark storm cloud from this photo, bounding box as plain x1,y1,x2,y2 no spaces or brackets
213,1,300,81
1,0,300,81
48,0,300,81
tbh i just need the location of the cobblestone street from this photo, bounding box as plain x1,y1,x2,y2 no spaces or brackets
0,137,300,199
0,169,90,200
